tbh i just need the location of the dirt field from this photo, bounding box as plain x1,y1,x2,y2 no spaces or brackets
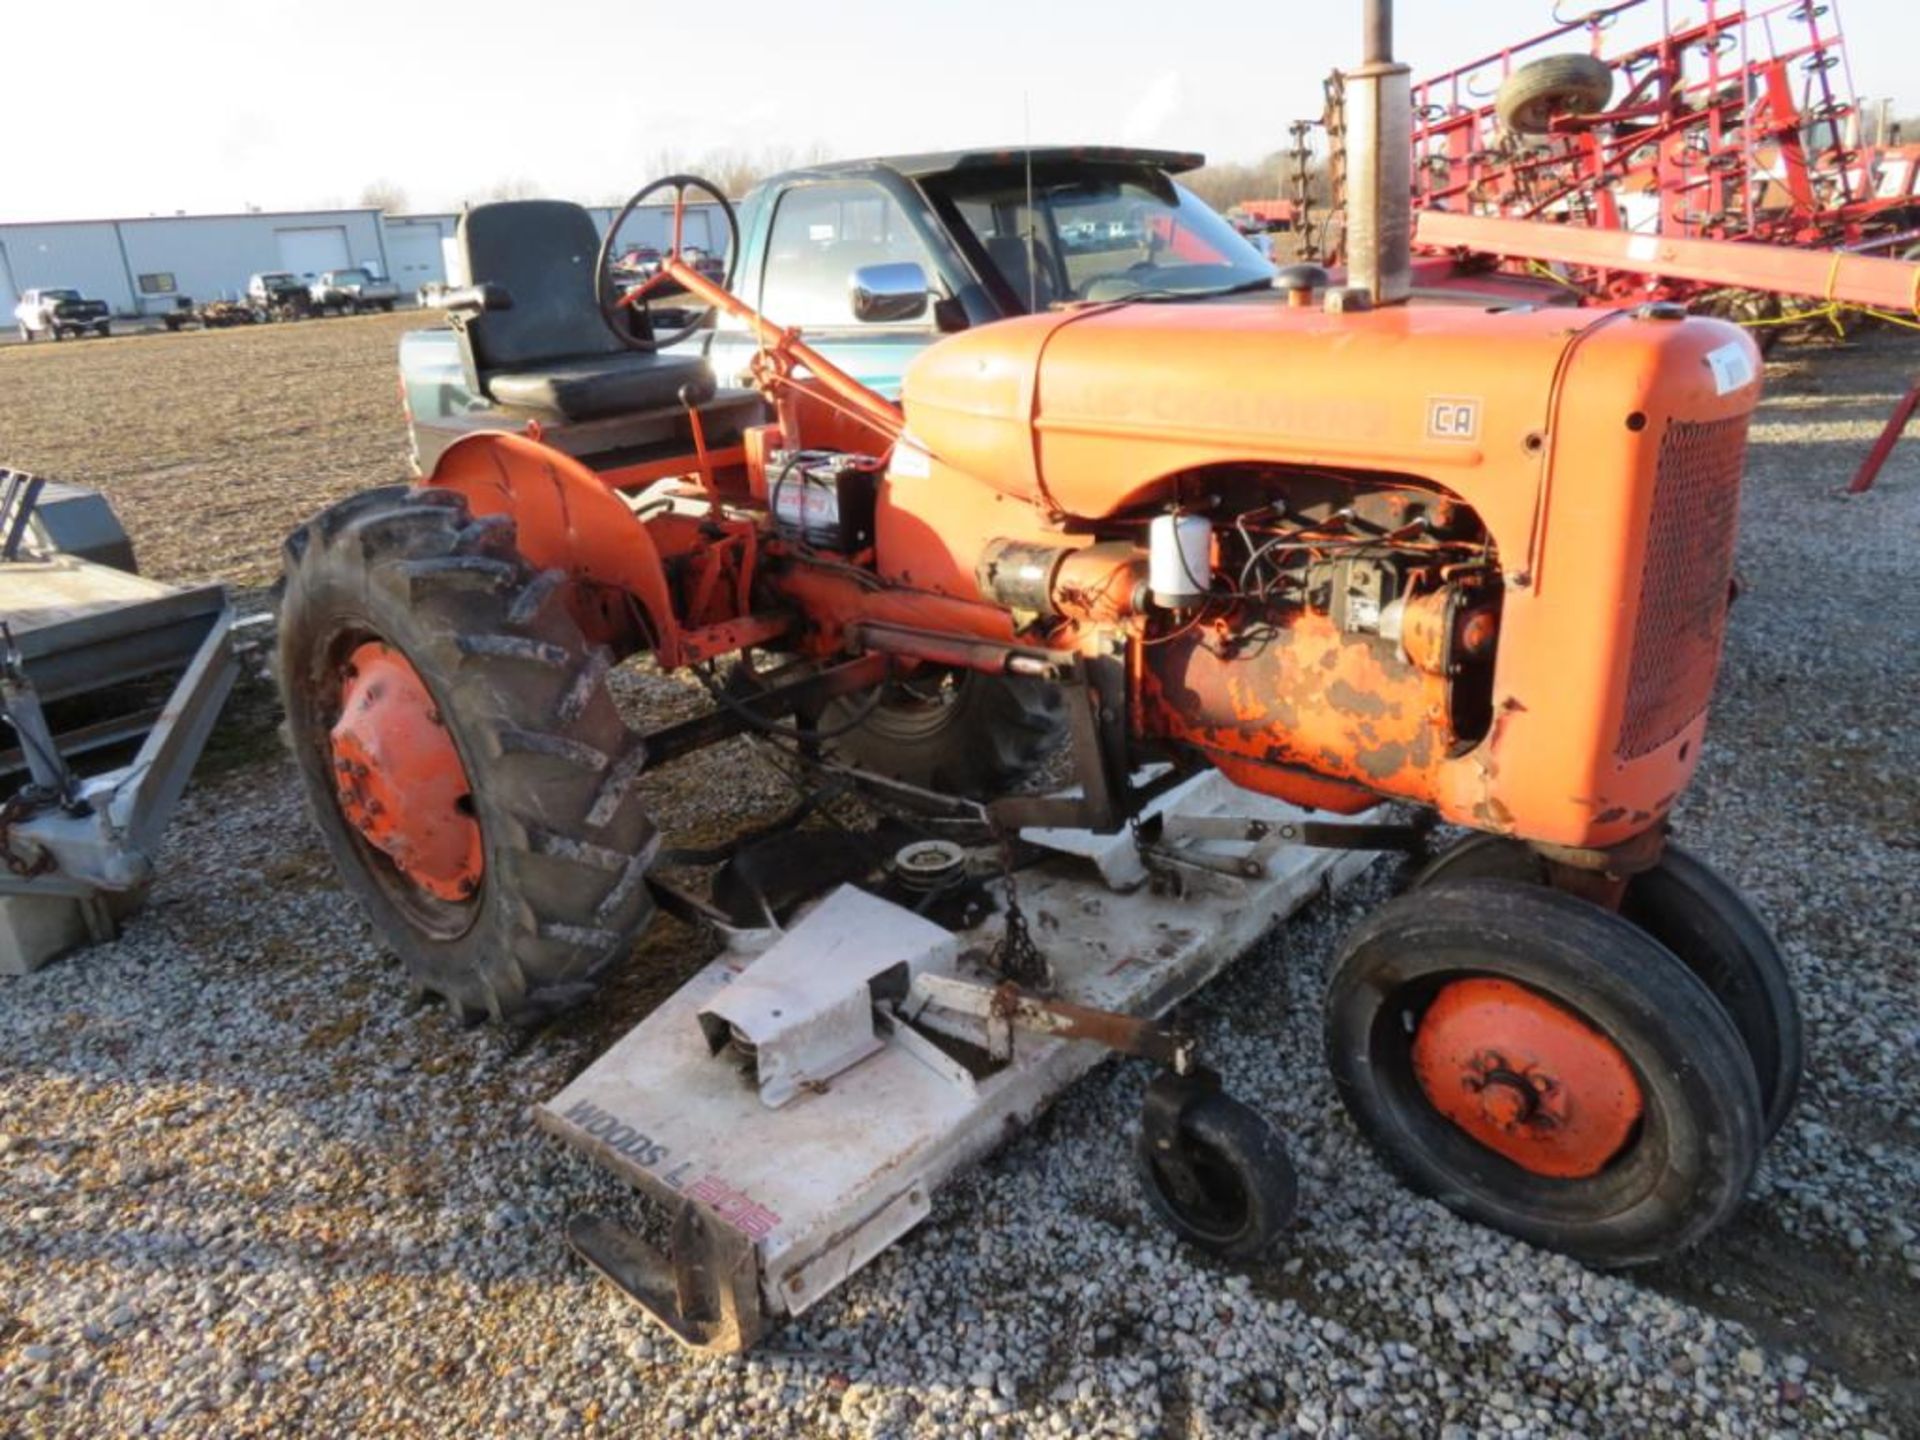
0,313,423,592
1,314,1917,1437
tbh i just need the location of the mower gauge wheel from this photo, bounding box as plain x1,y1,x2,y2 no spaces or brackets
1133,1076,1298,1260
596,174,740,353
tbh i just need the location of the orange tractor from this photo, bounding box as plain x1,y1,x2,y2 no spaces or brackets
276,13,1799,1271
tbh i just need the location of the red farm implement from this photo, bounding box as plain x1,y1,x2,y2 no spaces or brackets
1407,0,1919,269
1293,0,1920,489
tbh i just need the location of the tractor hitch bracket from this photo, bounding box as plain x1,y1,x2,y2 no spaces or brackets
904,971,1201,1075
565,1204,768,1353
1133,811,1431,885
985,653,1139,835
1138,1063,1226,1184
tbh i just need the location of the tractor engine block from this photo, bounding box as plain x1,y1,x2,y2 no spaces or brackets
1139,477,1500,813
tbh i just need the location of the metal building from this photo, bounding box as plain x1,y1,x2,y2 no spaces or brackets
2,201,732,319
0,209,393,317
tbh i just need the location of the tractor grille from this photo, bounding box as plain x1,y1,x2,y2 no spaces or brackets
1617,416,1747,760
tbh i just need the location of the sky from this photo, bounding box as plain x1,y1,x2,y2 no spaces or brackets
4,0,1912,223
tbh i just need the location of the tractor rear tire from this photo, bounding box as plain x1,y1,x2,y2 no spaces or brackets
1410,835,1802,1140
823,670,1065,799
277,484,658,1024
1496,55,1614,136
1326,879,1764,1267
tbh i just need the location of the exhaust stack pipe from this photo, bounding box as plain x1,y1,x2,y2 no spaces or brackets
1346,0,1412,305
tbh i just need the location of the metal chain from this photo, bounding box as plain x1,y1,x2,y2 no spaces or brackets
987,832,1051,990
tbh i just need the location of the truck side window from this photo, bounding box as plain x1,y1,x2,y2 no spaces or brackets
760,181,936,328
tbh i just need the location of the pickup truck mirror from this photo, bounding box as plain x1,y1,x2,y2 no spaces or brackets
849,262,930,324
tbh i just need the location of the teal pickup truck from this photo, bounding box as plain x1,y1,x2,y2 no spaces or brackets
397,147,1278,469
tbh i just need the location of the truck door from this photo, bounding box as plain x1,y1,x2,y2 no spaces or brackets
725,179,949,401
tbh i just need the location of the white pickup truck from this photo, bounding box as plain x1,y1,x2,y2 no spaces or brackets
308,268,400,315
14,287,112,341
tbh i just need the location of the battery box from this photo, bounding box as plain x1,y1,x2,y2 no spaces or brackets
769,450,880,554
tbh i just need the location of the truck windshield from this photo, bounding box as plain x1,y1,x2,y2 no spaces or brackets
927,167,1274,309
333,269,371,284
43,289,79,301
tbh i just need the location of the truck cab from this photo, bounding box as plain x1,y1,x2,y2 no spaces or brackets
248,271,311,318
700,147,1276,398
311,267,400,315
14,287,112,341
396,148,1278,466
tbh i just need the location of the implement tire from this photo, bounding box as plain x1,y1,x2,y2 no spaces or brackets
277,484,657,1024
1496,54,1615,136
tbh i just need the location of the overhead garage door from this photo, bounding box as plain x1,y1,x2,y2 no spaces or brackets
275,226,351,277
382,224,446,295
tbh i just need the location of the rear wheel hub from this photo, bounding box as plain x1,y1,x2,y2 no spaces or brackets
329,641,482,903
1412,977,1642,1179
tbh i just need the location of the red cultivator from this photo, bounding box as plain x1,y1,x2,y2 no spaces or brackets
1408,0,1920,277
1300,0,1920,489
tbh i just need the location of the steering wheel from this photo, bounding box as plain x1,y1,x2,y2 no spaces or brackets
595,173,740,352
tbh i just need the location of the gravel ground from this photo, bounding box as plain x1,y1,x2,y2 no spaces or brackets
1,318,1916,1437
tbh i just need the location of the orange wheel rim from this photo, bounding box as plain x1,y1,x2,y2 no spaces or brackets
328,641,482,903
1412,977,1643,1179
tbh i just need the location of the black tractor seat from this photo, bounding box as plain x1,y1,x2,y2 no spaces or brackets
485,352,713,422
452,199,719,424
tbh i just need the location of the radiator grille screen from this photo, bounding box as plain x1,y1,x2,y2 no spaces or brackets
1618,416,1747,760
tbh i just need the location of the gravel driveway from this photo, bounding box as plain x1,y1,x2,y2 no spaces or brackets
0,318,1915,1437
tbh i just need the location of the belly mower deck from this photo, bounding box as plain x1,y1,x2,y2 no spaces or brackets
537,771,1381,1352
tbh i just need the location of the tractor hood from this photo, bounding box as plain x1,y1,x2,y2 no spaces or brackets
898,299,1625,548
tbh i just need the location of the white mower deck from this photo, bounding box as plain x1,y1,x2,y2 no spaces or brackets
538,771,1378,1351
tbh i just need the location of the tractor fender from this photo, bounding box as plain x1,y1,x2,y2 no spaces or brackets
426,430,678,656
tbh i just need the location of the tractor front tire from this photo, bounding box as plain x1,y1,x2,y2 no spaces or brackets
277,485,657,1024
1496,54,1614,136
1410,834,1803,1140
824,670,1065,799
1326,879,1764,1267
